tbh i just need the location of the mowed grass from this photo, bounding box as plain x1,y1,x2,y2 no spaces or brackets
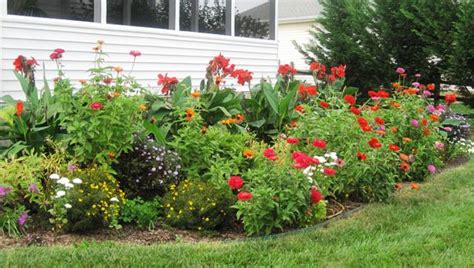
1,159,474,267
451,102,474,127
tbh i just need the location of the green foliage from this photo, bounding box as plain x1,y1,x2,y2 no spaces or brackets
162,179,235,231
113,137,183,199
119,197,162,230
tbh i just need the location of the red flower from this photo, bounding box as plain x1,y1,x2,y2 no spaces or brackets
287,137,300,144
370,103,380,111
310,186,323,204
312,139,327,149
50,48,65,60
90,102,103,110
292,151,319,169
378,90,390,98
298,84,318,97
330,64,346,78
323,167,336,176
228,176,244,190
368,137,382,149
369,90,390,99
13,55,25,72
375,117,385,125
231,69,253,86
350,106,361,116
389,144,400,152
445,93,456,105
26,57,38,67
54,48,65,54
400,162,411,172
319,101,330,109
427,83,435,91
357,117,369,127
103,77,113,84
344,95,356,106
361,125,372,132
295,105,305,113
16,100,24,117
278,64,297,76
129,50,142,57
327,74,336,82
263,148,277,161
309,62,321,72
237,191,253,201
158,73,178,94
356,151,367,161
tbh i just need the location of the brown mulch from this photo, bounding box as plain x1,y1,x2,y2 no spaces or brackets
0,200,362,249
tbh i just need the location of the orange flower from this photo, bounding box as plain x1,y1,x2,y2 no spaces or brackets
421,118,428,126
16,100,24,117
390,101,401,108
430,114,439,122
185,108,195,122
289,120,298,128
243,149,254,159
108,152,116,159
417,107,424,113
390,127,398,133
403,137,412,143
139,104,147,111
399,153,409,161
215,75,222,86
79,79,88,85
423,128,430,136
403,88,418,95
235,114,245,124
113,66,123,73
395,183,403,191
400,162,411,172
392,82,401,89
191,91,201,98
376,130,386,136
410,182,420,190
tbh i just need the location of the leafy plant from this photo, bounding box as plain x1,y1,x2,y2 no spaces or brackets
119,197,162,230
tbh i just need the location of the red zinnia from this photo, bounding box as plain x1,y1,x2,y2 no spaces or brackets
357,117,369,127
263,148,278,161
292,151,319,169
427,83,435,91
389,144,400,152
375,117,385,125
16,100,24,117
319,101,330,109
312,139,327,149
368,137,382,149
350,106,361,116
356,151,367,161
344,95,356,106
310,186,323,204
90,102,103,110
295,105,305,113
228,176,244,190
323,167,336,176
287,137,300,144
237,191,253,201
444,93,456,105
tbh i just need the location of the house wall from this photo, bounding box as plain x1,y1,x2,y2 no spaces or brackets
0,13,279,99
278,20,313,81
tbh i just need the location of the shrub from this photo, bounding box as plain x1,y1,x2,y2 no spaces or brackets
119,197,162,230
162,179,235,231
47,166,125,232
114,137,183,199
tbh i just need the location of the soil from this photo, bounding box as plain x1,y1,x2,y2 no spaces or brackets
0,200,363,249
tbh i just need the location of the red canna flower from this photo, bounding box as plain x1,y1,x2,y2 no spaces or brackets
90,102,103,110
228,176,244,190
287,137,300,144
344,95,356,106
319,101,330,109
357,151,367,161
389,144,400,152
278,64,297,76
158,73,178,95
312,139,327,149
310,186,323,204
231,69,253,86
16,100,24,117
309,62,321,72
323,167,337,176
444,93,456,105
330,64,346,78
263,148,278,161
368,137,382,149
375,117,385,125
237,191,253,201
13,55,25,72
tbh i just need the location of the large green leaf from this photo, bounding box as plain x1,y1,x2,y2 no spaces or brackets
143,121,169,145
343,86,359,96
262,82,279,114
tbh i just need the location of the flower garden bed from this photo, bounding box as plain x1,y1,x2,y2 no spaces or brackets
0,42,472,243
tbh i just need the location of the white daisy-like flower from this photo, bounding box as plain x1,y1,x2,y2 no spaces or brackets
328,152,338,160
315,156,327,163
64,203,72,209
57,177,70,185
72,178,83,184
49,173,60,180
56,190,66,198
110,197,119,202
65,183,74,189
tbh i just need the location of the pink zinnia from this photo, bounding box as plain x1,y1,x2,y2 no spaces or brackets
427,164,436,174
410,119,419,128
129,50,142,57
90,102,103,110
435,141,445,151
396,67,405,74
263,148,277,161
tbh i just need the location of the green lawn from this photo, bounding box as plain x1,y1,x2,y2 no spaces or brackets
451,102,474,127
1,159,474,267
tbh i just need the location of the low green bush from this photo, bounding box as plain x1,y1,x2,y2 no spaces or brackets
119,197,162,230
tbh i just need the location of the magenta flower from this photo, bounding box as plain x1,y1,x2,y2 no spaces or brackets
427,104,436,113
18,212,28,226
412,82,420,88
435,141,445,150
444,127,453,132
396,67,406,74
410,119,419,128
28,184,38,193
68,164,78,172
427,164,436,174
129,50,141,57
423,90,432,97
0,187,12,197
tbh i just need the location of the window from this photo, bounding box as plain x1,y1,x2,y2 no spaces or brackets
235,0,271,39
7,0,95,22
107,0,170,29
180,0,226,35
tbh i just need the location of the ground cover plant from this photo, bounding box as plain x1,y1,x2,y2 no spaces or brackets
0,42,472,240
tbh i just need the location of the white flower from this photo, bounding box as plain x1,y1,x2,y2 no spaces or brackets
65,183,74,189
64,203,72,209
49,173,60,180
57,177,70,185
72,178,83,184
110,197,119,202
56,190,66,198
315,156,327,163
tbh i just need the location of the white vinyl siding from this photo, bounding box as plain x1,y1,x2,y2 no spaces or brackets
0,15,278,99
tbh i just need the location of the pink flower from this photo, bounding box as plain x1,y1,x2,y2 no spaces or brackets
423,90,432,97
443,127,452,132
427,164,436,174
28,184,38,193
54,48,65,54
415,73,421,78
18,212,28,226
50,48,65,60
129,50,142,57
90,102,103,110
0,187,12,197
427,105,436,113
435,141,445,150
287,137,300,144
396,67,405,74
263,148,277,161
410,119,419,128
412,82,420,88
